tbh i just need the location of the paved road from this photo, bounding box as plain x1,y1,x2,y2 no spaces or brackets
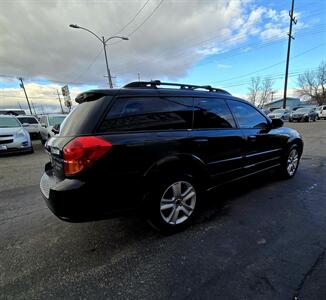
1,122,326,300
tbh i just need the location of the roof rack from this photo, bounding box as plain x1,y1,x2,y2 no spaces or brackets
123,80,230,95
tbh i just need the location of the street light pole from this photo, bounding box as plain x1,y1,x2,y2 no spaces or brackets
69,24,128,88
102,36,113,88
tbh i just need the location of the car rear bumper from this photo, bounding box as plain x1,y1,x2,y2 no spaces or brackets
40,164,139,222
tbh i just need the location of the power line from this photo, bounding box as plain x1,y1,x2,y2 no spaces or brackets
213,42,326,85
110,0,164,46
71,48,103,83
113,0,151,35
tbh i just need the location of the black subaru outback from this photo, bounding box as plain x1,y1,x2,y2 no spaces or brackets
40,80,303,233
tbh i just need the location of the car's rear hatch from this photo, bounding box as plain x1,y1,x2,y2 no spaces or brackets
45,94,113,180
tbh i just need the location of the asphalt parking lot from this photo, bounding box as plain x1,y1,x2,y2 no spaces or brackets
1,121,326,300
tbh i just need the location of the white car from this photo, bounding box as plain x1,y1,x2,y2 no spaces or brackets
317,105,326,120
39,114,66,144
0,115,33,154
17,115,42,139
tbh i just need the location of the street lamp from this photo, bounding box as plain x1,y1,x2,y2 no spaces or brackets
69,24,129,88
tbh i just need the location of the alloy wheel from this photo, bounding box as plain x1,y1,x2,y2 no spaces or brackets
160,181,196,225
287,148,299,176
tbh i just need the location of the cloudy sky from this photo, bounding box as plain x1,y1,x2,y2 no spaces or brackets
0,0,325,113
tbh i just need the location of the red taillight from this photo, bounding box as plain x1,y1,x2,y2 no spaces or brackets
63,136,112,176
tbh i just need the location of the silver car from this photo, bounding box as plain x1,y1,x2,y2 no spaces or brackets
0,115,33,154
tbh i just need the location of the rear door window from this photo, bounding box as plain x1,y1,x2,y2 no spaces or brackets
193,98,235,129
99,97,194,132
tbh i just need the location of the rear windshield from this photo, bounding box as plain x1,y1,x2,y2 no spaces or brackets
60,96,112,136
17,117,38,124
0,117,21,128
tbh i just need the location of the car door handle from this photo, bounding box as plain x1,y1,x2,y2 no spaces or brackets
248,135,256,141
194,138,208,143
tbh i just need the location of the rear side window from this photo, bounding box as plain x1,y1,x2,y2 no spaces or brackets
99,97,193,132
193,98,235,129
228,100,268,129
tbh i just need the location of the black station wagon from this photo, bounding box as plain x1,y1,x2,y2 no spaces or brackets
40,81,303,233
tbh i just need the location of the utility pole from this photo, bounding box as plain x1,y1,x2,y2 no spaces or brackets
30,99,37,115
271,91,275,102
19,77,33,115
56,89,64,114
138,72,141,82
283,0,297,109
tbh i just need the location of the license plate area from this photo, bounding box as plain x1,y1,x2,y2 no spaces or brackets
0,145,7,151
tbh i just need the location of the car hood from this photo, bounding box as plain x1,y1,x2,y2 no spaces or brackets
0,127,22,135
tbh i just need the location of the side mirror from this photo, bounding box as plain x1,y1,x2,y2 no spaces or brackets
41,123,47,128
52,123,60,134
271,118,283,128
22,123,29,127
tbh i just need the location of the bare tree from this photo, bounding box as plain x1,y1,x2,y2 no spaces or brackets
297,61,326,105
247,76,261,105
259,77,274,107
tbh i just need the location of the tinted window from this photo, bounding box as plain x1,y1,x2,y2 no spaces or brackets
99,97,193,132
228,100,268,129
194,98,235,129
17,117,38,124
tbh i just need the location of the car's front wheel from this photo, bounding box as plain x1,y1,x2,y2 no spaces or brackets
279,145,301,179
146,175,199,234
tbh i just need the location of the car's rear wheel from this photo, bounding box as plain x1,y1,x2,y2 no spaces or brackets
146,175,199,234
279,145,300,179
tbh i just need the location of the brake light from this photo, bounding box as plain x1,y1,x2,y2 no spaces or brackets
63,136,112,176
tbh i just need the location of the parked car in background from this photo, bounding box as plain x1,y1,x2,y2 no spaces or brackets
39,114,66,144
0,115,33,154
268,109,290,121
17,115,42,139
0,109,26,116
289,107,318,122
40,80,303,233
317,105,326,120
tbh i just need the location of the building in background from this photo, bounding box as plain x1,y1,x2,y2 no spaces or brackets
263,97,301,110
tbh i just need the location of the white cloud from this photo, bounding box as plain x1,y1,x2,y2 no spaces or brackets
0,0,281,87
0,83,87,113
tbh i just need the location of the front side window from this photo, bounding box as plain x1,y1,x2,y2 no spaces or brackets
228,100,268,129
99,97,193,132
193,98,235,129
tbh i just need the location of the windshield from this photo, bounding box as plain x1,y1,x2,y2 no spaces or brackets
17,117,38,124
48,116,66,126
296,108,310,113
0,117,21,128
272,109,285,113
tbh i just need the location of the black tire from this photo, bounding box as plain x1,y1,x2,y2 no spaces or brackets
278,144,301,179
145,174,200,234
40,137,46,145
